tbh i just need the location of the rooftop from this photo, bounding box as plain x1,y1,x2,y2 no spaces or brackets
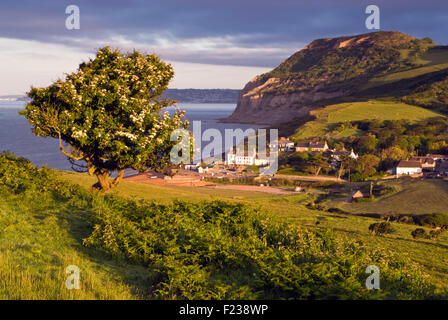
397,160,422,168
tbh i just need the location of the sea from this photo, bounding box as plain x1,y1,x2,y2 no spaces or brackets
0,101,260,171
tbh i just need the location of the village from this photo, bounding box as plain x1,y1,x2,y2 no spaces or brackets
124,136,448,194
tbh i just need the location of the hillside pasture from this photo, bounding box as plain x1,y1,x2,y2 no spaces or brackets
341,179,448,215
292,100,444,140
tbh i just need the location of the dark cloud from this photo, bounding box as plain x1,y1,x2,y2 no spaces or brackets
0,0,447,67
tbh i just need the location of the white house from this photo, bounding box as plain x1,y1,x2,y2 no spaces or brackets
395,160,422,175
330,149,359,161
254,157,270,166
226,147,272,166
329,149,358,167
226,148,256,165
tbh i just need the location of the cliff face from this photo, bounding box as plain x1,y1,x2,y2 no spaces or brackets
224,31,419,125
225,75,345,124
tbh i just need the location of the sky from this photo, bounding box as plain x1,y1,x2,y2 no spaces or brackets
1,0,447,95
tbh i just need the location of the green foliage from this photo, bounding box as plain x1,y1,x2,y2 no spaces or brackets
429,229,443,239
369,222,396,236
0,151,85,199
20,47,188,191
411,228,427,239
402,71,448,113
83,198,437,299
414,214,448,229
353,155,380,181
411,228,443,240
354,197,376,203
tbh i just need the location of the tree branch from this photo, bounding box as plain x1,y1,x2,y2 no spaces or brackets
57,130,84,161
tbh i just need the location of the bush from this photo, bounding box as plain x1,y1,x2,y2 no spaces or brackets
355,196,376,203
411,228,427,239
411,228,443,240
414,214,448,229
84,197,440,299
369,222,395,236
429,229,443,240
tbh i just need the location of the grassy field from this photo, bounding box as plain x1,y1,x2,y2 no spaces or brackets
335,178,448,215
0,188,149,299
59,171,286,202
292,100,444,140
2,166,448,298
59,172,448,293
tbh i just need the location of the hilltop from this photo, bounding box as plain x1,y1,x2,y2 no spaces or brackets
224,31,448,125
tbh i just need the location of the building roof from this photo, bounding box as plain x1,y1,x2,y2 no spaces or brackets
436,162,448,170
397,160,422,168
409,156,435,164
278,137,294,144
427,154,448,160
331,150,351,156
296,141,327,148
352,190,364,198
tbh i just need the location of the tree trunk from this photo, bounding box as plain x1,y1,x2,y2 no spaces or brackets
112,169,125,187
96,172,112,192
338,163,344,180
94,169,125,192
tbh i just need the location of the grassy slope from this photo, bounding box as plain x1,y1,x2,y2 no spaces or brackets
59,172,448,292
2,169,448,298
336,179,448,215
291,100,444,140
0,191,149,299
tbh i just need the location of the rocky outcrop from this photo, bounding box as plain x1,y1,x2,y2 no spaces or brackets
224,75,346,125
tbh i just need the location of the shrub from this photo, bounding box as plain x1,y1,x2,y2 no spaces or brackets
354,197,376,203
84,197,439,299
411,228,443,240
414,214,448,229
369,222,395,236
429,229,443,239
397,215,413,224
411,228,427,239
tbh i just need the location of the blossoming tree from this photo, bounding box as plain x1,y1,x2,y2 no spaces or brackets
21,47,188,191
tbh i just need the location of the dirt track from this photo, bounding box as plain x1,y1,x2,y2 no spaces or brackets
209,184,298,195
273,174,346,182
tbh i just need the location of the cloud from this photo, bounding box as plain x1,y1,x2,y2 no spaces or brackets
1,0,447,92
0,38,92,95
0,37,270,94
1,0,447,67
170,61,271,89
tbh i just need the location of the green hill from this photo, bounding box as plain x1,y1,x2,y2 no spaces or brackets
227,31,448,125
